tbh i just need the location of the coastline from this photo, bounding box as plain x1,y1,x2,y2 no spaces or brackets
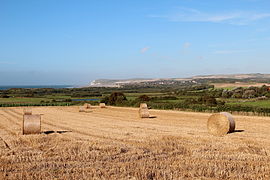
0,85,74,90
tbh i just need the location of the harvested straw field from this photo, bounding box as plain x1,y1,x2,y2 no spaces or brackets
23,108,32,115
0,106,270,179
211,82,270,88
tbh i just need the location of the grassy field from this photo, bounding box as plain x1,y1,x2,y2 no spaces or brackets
0,106,269,179
224,98,270,108
3,94,270,111
0,96,100,105
0,92,169,104
0,97,50,104
125,92,166,100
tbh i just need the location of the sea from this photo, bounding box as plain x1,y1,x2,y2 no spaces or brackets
0,85,74,90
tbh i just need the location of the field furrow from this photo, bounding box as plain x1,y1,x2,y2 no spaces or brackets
0,106,270,179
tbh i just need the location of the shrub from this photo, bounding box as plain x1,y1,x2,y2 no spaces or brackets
242,90,257,99
152,96,178,101
100,96,109,104
101,92,127,105
136,95,151,102
0,95,10,98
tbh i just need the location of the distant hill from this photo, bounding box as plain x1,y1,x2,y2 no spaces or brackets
192,73,270,79
89,73,270,87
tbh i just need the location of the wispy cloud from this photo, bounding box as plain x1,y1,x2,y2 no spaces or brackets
141,47,150,53
180,42,192,54
183,42,191,49
213,50,249,54
149,7,270,25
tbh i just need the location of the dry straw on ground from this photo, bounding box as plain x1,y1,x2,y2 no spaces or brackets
207,112,235,136
0,107,269,179
100,103,106,108
23,108,32,115
23,114,41,135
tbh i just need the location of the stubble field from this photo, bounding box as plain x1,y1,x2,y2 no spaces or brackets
0,106,270,179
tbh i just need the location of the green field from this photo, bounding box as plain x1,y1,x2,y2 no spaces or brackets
226,99,270,108
1,83,270,116
125,92,167,100
0,97,46,104
3,94,270,109
0,96,101,105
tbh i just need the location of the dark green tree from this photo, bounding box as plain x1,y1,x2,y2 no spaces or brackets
107,92,127,105
136,95,151,102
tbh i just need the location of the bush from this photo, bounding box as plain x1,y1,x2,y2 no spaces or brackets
101,92,127,105
184,96,218,106
222,90,233,98
198,96,217,105
152,96,178,101
242,90,256,99
136,95,151,102
100,96,109,104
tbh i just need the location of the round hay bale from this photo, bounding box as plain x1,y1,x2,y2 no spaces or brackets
220,112,235,133
139,108,150,118
84,103,91,109
23,108,32,115
100,103,106,108
140,103,148,109
79,106,85,112
23,114,41,135
207,112,235,136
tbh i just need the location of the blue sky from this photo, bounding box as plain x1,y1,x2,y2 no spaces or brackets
0,0,270,85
